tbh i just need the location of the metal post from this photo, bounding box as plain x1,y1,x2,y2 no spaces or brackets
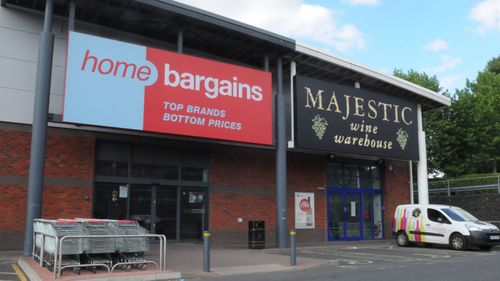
290,230,296,266
23,0,55,256
289,60,296,148
447,181,451,197
497,176,500,194
276,57,288,248
203,231,210,272
177,29,183,53
68,0,75,31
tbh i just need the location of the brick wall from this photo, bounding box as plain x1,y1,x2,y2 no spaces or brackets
382,160,411,237
0,123,95,249
210,147,327,246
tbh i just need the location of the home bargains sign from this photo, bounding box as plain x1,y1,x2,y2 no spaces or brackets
63,32,272,145
294,75,419,160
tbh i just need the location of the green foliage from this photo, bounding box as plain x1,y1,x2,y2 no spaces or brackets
394,56,500,177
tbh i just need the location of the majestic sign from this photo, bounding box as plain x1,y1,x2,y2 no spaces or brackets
63,32,272,145
294,75,419,160
295,192,315,229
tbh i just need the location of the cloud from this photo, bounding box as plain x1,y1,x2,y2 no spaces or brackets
423,39,448,52
341,0,380,6
470,0,500,34
422,56,462,74
440,74,463,92
172,0,365,52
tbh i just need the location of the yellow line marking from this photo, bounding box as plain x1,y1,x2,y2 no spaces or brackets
11,264,27,281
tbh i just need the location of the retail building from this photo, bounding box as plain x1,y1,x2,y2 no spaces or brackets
0,0,450,251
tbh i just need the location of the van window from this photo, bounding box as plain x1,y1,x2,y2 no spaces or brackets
427,208,450,224
441,208,478,222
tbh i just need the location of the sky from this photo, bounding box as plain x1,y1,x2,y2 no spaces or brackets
173,0,500,94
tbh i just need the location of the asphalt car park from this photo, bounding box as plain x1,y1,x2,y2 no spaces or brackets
0,263,24,281
270,243,499,269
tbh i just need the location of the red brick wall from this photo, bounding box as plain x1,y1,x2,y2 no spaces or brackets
0,124,95,245
382,160,411,236
210,147,327,245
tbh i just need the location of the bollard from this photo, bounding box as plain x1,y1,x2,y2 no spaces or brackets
290,230,296,266
203,231,211,272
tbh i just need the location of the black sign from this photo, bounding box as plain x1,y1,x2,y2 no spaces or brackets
294,75,419,161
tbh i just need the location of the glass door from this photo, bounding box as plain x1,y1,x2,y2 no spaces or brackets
180,187,207,240
328,193,344,240
345,192,361,239
129,184,178,239
155,187,177,239
129,185,153,231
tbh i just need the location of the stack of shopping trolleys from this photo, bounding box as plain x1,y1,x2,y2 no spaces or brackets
33,218,150,275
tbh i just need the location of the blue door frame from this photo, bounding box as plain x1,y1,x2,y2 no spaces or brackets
327,187,383,241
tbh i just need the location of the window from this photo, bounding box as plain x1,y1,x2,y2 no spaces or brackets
326,163,382,189
428,208,450,224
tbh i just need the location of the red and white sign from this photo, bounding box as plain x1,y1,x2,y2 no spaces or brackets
63,32,272,145
295,192,315,229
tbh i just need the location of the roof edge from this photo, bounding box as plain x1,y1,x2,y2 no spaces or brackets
139,0,296,51
295,43,451,107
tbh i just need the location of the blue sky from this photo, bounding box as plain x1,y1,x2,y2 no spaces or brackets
174,0,500,93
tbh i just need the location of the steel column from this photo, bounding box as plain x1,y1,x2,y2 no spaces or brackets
276,57,288,248
23,0,55,256
68,0,75,31
177,29,183,53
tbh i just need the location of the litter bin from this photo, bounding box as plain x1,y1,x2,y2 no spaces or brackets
248,221,265,249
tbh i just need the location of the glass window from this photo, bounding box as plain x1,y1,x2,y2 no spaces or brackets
132,163,178,180
181,167,209,182
95,160,129,177
93,183,127,220
428,208,450,224
373,194,383,239
327,163,382,189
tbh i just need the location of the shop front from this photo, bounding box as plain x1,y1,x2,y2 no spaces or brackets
92,141,209,241
326,163,383,241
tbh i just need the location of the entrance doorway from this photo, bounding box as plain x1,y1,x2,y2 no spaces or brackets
92,140,210,241
95,183,207,241
326,162,384,241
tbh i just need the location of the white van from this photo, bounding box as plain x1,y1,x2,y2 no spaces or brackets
392,204,500,250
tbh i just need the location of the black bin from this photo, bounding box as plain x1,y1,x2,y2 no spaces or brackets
248,221,265,249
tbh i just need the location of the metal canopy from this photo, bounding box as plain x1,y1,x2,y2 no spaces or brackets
2,0,450,110
2,0,295,68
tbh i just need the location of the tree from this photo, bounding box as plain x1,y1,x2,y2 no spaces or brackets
466,56,500,173
394,55,500,177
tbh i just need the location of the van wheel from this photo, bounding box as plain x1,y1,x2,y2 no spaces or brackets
450,234,466,250
396,231,409,247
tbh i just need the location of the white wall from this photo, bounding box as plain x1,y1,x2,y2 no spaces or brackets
0,7,67,124
0,5,272,131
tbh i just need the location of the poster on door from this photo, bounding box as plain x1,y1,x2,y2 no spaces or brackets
295,192,315,229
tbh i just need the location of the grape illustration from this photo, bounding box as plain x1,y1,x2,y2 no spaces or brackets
312,114,328,140
396,128,409,150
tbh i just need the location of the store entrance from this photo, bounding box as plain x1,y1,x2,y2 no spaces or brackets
94,183,207,241
129,185,177,239
327,188,383,241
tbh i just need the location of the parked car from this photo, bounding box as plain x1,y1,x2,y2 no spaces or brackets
392,204,500,250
